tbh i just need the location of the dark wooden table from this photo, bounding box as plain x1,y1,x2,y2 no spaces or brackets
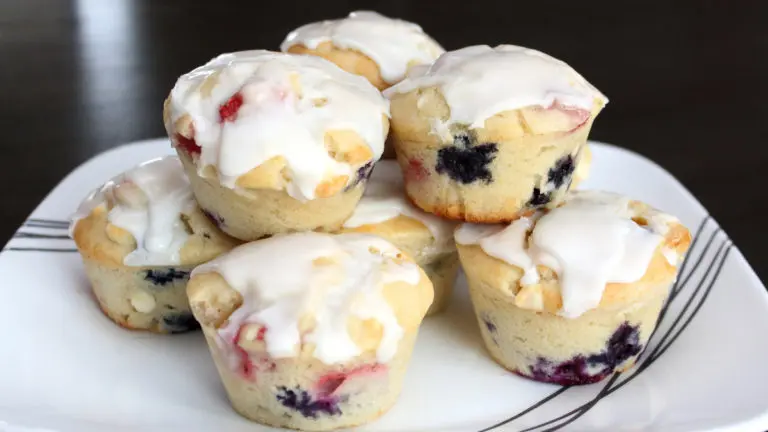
1,0,766,281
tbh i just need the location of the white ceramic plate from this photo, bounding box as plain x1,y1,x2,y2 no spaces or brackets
2,139,767,432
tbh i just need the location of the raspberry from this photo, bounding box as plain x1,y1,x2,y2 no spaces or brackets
219,93,244,123
175,134,200,156
406,158,428,182
143,268,190,287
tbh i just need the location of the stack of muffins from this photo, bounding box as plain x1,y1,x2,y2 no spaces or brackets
70,10,692,431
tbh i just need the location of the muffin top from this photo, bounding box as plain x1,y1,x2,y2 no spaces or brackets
70,156,238,267
384,45,608,129
281,11,444,86
342,160,456,255
166,50,390,201
188,232,433,365
455,190,691,318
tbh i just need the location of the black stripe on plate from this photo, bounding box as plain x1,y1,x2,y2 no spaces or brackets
3,247,78,253
477,387,570,432
14,232,72,240
477,216,721,431
23,218,70,229
523,230,731,431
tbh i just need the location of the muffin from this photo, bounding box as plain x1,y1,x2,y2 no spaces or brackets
164,50,390,241
340,160,458,315
70,156,239,333
383,45,607,222
454,190,691,385
281,11,444,92
187,232,433,431
572,143,592,188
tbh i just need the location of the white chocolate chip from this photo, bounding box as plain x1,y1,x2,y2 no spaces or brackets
662,247,679,266
514,285,544,311
130,290,156,313
242,325,262,342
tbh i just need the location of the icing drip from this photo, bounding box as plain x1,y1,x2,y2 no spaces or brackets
169,50,389,201
456,191,672,318
384,44,608,128
193,232,421,365
343,160,456,251
70,156,196,266
281,11,444,84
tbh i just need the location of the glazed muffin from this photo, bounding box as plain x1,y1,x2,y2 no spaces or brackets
339,160,458,315
281,11,444,92
187,232,433,431
384,45,607,222
164,50,390,241
70,156,239,333
455,191,691,385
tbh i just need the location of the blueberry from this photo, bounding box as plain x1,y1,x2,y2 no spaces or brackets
435,133,498,184
201,209,225,228
162,313,200,333
276,386,341,418
527,322,642,385
483,315,497,334
144,268,190,286
345,161,374,191
547,155,575,188
527,187,552,207
529,356,608,386
525,154,576,209
588,322,642,367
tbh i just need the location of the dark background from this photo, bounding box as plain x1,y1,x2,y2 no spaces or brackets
0,0,765,280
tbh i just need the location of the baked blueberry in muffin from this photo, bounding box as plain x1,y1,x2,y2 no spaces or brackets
435,133,498,185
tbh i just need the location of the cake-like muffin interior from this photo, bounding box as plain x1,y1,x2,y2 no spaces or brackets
281,11,444,90
455,190,691,318
188,232,433,365
165,50,390,201
71,156,237,266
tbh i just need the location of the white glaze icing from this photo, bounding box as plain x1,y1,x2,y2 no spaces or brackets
343,160,456,251
193,232,421,365
384,44,608,129
281,11,444,85
456,191,675,318
169,50,389,201
70,156,196,266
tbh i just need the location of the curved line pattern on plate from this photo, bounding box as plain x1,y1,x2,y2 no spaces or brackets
479,216,734,431
14,232,72,240
23,218,70,229
477,388,570,432
534,234,732,432
2,218,75,253
3,247,78,253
